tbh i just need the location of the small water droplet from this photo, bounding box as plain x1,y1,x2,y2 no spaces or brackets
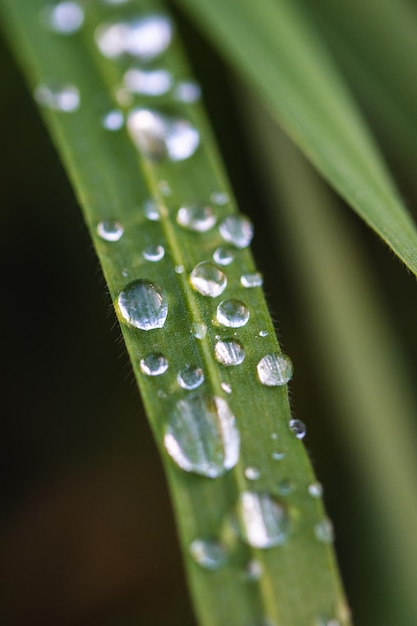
158,180,171,196
245,467,261,481
257,354,293,386
215,340,245,366
178,365,204,390
128,108,200,161
189,539,226,570
43,1,84,34
115,85,133,107
177,204,217,232
174,80,201,103
221,382,232,394
213,246,234,266
271,432,278,440
289,419,307,440
175,264,185,274
241,272,263,288
243,559,263,582
118,279,168,330
192,323,207,340
190,262,227,298
143,243,165,262
217,299,250,328
277,479,294,496
102,110,124,131
164,393,240,478
101,0,130,4
315,618,341,626
96,219,124,241
259,329,269,337
143,199,160,221
272,451,285,461
308,481,323,498
238,491,289,549
124,68,172,95
219,215,253,249
140,353,168,376
34,83,80,112
122,268,129,277
95,15,173,60
210,191,229,206
314,518,334,544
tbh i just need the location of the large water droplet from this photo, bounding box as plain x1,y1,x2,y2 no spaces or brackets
244,467,261,481
189,539,226,570
219,215,253,249
213,246,234,266
241,272,263,288
174,80,201,103
177,204,217,232
238,492,289,549
118,279,168,330
96,219,124,242
308,481,323,498
257,354,293,386
314,518,334,544
43,1,84,34
140,353,168,376
190,262,227,298
164,393,240,478
95,15,172,60
127,109,200,162
102,110,124,131
215,340,245,366
34,83,80,112
143,243,165,262
289,419,306,440
217,299,250,328
124,68,172,95
178,365,205,390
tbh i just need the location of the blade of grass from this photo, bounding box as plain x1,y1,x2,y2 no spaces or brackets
0,0,351,624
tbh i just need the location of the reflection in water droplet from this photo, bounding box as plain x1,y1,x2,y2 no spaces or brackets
221,382,232,394
140,353,168,376
243,559,263,582
96,220,124,241
213,246,234,266
257,354,293,386
177,204,217,232
272,451,285,461
34,83,80,112
192,323,207,340
124,68,172,95
118,279,168,330
210,191,229,206
102,110,124,131
174,80,201,103
219,215,253,248
143,199,160,221
43,1,84,34
241,272,263,288
178,365,205,390
308,482,323,498
164,393,240,477
215,340,245,366
314,518,334,544
217,299,250,328
128,109,200,161
189,539,226,570
143,244,165,262
95,15,172,60
190,262,227,297
238,491,289,548
245,467,261,481
289,419,307,440
259,330,269,337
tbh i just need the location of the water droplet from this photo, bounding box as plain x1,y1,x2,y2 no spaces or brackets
289,419,307,440
101,0,130,4
271,432,278,440
96,220,124,242
34,83,80,112
215,340,245,366
124,68,172,95
219,215,253,249
118,279,168,330
190,262,227,298
175,264,185,274
115,85,133,107
259,329,269,337
241,272,263,288
308,481,323,498
164,393,240,478
272,451,285,461
245,467,261,481
143,199,160,221
174,80,201,103
158,180,171,196
257,354,293,386
243,559,263,582
102,110,124,131
189,539,226,570
210,191,229,206
217,299,250,328
314,518,334,544
192,323,207,340
43,1,84,34
95,15,173,60
122,268,129,277
178,365,204,390
128,109,200,162
277,479,294,496
213,246,234,266
94,22,129,58
221,382,232,394
143,243,165,262
238,491,289,549
315,618,341,626
140,353,168,376
177,204,217,232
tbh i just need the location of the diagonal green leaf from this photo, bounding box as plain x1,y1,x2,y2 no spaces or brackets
175,0,417,277
0,0,350,625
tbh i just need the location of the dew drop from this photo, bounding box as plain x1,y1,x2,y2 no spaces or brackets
245,467,261,481
219,215,254,249
243,559,263,582
213,246,234,266
189,539,226,570
241,272,263,288
118,279,168,330
175,264,185,274
192,323,207,340
217,299,249,328
124,68,172,95
127,108,200,162
96,219,124,242
308,481,323,498
177,204,217,232
34,83,80,112
257,354,293,386
115,85,133,107
277,479,294,496
95,15,173,60
143,199,160,221
238,491,289,549
215,340,245,366
143,243,165,262
140,353,168,376
210,191,229,206
271,432,278,440
174,80,201,103
94,22,129,58
43,1,84,34
190,262,227,298
314,518,334,544
259,329,269,337
158,180,171,196
221,382,232,394
289,419,307,440
164,393,240,478
272,451,285,461
178,365,205,390
102,110,124,131
315,619,341,626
